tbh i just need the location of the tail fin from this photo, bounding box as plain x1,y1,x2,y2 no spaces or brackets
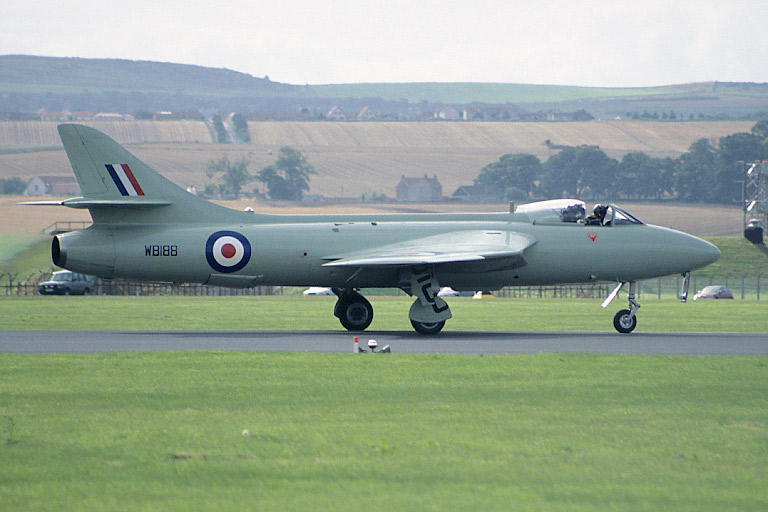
58,124,232,224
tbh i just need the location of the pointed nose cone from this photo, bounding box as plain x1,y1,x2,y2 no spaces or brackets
689,237,720,271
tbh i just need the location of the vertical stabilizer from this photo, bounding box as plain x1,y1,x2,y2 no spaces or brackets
57,124,237,224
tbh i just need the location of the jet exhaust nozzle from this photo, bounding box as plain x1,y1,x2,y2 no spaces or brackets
51,229,115,278
52,236,66,267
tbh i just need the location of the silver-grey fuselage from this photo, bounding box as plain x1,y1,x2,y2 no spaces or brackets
55,210,720,290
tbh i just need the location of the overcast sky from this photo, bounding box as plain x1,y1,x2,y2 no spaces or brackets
2,0,767,87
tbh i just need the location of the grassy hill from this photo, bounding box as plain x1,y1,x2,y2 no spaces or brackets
2,56,768,118
0,55,309,97
313,81,768,118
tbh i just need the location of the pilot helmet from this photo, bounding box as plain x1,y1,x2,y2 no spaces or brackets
593,204,607,218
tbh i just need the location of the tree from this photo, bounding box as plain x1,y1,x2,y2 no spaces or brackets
714,132,766,203
211,115,228,143
230,113,251,143
206,156,253,198
1,177,26,195
540,147,582,198
617,153,674,200
540,146,616,199
675,138,715,202
572,109,594,121
257,147,315,200
751,119,768,142
474,153,540,200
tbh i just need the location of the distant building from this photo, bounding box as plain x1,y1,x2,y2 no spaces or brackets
356,106,377,121
24,176,80,196
435,106,460,121
71,111,95,121
36,109,71,121
94,112,135,121
396,174,442,202
451,185,504,202
326,106,347,121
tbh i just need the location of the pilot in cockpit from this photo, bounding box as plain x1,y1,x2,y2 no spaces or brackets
585,204,608,226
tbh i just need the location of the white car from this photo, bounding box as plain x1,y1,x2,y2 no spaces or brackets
303,286,334,296
437,287,476,297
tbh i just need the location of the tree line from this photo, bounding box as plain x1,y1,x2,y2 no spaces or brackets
206,147,315,200
475,121,768,204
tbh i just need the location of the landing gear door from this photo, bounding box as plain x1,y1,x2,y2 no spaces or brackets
678,272,691,302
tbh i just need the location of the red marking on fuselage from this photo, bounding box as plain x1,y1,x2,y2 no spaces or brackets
588,232,597,242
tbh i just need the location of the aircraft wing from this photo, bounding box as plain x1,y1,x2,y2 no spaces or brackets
322,230,536,270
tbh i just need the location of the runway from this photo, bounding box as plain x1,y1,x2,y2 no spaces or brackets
1,330,766,355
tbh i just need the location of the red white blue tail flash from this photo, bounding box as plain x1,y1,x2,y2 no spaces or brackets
105,164,145,196
206,231,251,273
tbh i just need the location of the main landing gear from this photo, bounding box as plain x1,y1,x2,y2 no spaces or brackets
333,289,374,332
332,268,452,335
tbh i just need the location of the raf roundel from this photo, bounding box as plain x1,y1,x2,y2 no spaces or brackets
205,231,251,273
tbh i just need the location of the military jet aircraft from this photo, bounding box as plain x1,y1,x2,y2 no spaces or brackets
27,124,720,334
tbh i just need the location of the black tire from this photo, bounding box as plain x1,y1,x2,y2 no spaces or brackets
613,309,637,333
337,294,373,331
410,319,445,335
64,288,71,296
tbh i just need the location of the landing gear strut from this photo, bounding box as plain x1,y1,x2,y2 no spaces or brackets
405,268,451,335
602,281,639,334
331,267,453,334
333,289,373,332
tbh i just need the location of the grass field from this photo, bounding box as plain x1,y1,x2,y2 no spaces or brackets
1,352,766,511
1,296,766,333
310,82,693,104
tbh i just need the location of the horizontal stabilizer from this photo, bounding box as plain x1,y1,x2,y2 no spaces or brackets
20,197,173,209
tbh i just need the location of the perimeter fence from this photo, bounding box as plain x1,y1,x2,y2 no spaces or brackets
2,281,280,297
2,275,764,300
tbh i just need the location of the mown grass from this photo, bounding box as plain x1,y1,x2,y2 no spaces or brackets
700,236,768,277
0,352,766,511
1,295,766,332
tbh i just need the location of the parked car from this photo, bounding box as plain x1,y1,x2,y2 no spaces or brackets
303,286,334,296
38,271,95,295
692,285,734,300
437,287,476,297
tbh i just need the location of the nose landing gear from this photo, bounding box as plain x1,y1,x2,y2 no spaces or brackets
602,281,640,333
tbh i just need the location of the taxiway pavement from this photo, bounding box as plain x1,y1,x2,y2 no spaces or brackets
1,330,766,355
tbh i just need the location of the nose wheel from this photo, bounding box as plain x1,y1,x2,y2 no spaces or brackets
602,281,640,333
613,309,637,333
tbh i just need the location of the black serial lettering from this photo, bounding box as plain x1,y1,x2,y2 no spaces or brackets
144,245,178,257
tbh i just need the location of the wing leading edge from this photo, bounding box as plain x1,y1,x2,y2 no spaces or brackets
322,230,536,269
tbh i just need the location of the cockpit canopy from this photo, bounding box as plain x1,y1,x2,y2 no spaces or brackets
514,199,643,226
